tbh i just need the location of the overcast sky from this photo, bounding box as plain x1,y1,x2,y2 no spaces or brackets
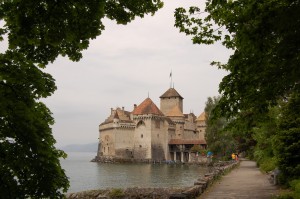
1,0,232,147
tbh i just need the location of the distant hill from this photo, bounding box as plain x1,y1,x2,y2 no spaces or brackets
60,142,98,152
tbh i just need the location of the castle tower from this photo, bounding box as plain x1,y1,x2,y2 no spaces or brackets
98,107,135,159
166,105,185,139
159,88,183,116
131,98,167,161
113,111,120,128
196,112,207,141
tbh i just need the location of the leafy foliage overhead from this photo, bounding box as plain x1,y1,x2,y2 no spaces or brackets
1,0,163,66
174,0,300,117
0,0,163,198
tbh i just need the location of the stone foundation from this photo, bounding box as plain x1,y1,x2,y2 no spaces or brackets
91,155,154,163
91,155,208,164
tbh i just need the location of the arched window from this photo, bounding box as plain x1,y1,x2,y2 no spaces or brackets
136,120,145,128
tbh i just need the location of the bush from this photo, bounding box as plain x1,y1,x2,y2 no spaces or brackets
275,179,300,199
109,188,125,198
190,145,201,153
290,180,300,198
260,157,277,172
275,193,294,199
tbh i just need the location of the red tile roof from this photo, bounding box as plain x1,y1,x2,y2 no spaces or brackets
160,88,183,99
168,139,206,145
132,98,164,116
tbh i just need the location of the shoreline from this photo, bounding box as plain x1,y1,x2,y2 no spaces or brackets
91,154,209,164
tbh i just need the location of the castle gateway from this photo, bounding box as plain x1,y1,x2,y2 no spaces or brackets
96,87,207,163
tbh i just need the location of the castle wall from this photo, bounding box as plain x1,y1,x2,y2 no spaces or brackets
133,118,152,160
183,120,199,140
168,123,176,140
183,129,199,140
99,128,116,156
114,128,135,158
164,120,176,160
151,118,167,161
197,127,206,140
160,97,183,115
184,120,196,131
166,117,184,140
196,120,206,140
175,123,184,139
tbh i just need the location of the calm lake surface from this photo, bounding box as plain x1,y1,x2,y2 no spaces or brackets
60,152,208,193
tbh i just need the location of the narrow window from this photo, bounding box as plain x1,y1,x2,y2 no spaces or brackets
141,134,143,138
155,120,160,128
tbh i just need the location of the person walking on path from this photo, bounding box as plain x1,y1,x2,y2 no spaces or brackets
235,153,239,161
231,153,236,161
199,159,279,199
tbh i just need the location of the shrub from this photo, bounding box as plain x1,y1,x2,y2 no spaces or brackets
260,157,277,172
290,179,300,198
276,179,300,199
109,188,125,198
190,145,202,153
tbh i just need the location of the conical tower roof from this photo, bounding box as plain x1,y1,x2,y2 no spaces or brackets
160,88,183,99
196,112,206,121
132,98,164,116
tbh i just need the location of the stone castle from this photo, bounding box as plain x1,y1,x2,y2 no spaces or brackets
95,87,207,163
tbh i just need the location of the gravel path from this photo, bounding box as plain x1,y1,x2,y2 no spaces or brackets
199,159,279,199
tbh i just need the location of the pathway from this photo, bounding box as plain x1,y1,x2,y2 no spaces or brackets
198,159,279,199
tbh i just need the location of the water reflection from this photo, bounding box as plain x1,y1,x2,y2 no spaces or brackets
61,152,207,193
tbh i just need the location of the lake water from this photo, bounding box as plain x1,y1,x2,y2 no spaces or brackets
60,152,208,193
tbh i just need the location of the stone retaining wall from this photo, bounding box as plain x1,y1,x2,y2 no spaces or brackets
91,156,157,163
91,155,208,164
66,161,239,199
